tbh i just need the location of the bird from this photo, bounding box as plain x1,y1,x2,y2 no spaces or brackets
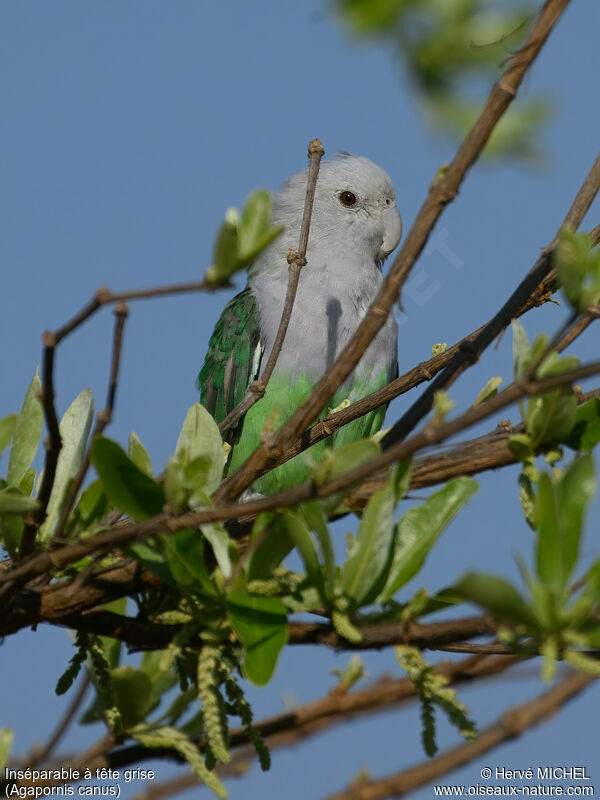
197,153,402,495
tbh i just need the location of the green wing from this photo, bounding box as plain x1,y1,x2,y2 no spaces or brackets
197,287,263,441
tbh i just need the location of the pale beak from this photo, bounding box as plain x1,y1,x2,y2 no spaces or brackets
377,205,402,263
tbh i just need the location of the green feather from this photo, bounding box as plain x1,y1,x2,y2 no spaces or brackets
197,288,263,443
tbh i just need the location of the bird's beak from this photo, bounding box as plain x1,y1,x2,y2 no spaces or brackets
377,205,402,265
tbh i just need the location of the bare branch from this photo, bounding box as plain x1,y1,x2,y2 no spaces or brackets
218,139,325,435
19,339,62,558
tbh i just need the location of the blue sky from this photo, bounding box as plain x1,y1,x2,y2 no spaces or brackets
2,2,600,799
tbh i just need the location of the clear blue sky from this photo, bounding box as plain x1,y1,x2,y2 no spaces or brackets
2,2,600,799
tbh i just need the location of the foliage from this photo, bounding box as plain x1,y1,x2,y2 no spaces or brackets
335,0,548,160
206,191,284,287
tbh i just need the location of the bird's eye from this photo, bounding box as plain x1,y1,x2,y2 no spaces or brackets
386,198,391,206
339,191,356,207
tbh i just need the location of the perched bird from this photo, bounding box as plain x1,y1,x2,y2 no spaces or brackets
198,154,401,494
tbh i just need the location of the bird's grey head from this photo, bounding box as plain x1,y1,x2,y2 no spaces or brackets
270,153,402,270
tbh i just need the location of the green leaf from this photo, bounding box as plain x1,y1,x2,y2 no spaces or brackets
206,192,284,287
536,456,596,592
314,438,380,484
473,377,502,407
526,388,577,448
507,433,534,462
128,432,153,477
274,511,327,604
0,487,39,516
331,608,362,643
389,458,412,503
379,477,478,602
537,351,580,379
41,388,94,541
298,501,335,597
208,208,240,286
139,651,180,713
511,320,530,381
111,666,154,730
331,654,367,690
19,468,36,497
314,439,380,514
246,512,294,582
0,514,23,558
159,528,218,598
201,522,234,579
341,473,397,606
0,728,13,771
557,455,596,581
70,480,108,534
238,190,282,262
564,649,600,677
90,437,165,519
432,390,454,424
456,572,538,628
0,415,17,460
227,591,287,685
7,371,43,487
535,472,560,588
565,398,600,452
556,229,600,311
175,403,225,495
99,597,126,670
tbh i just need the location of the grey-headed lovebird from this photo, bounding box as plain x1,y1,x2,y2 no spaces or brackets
197,154,402,494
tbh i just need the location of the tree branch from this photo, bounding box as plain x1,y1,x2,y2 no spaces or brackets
218,139,325,435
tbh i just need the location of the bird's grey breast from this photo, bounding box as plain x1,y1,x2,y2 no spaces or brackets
250,255,397,389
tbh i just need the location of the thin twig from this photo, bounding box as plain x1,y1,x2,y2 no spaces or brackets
218,139,325,435
52,303,129,543
19,338,62,558
324,669,596,800
215,0,573,503
52,281,214,345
